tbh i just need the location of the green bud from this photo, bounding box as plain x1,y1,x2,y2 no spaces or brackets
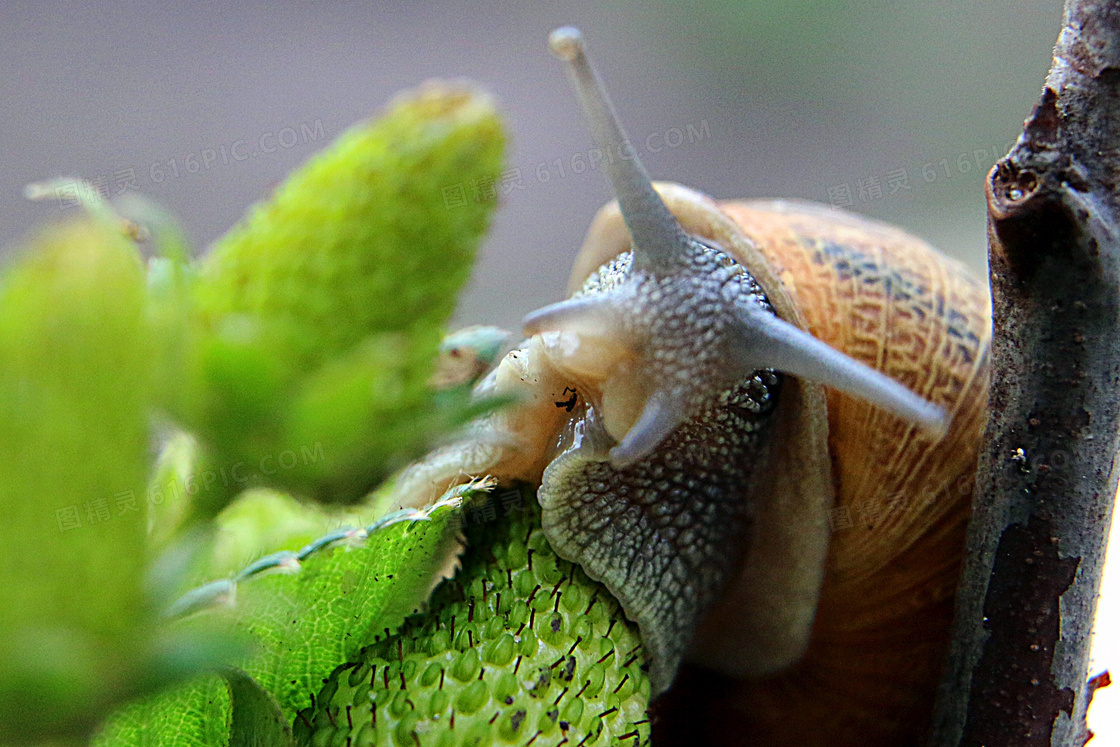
300,492,650,745
184,81,507,509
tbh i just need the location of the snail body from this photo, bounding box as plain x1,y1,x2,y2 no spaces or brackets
393,27,990,746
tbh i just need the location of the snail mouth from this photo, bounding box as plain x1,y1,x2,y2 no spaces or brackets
523,242,781,468
532,328,649,447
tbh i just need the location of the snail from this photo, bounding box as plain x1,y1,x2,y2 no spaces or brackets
393,26,991,746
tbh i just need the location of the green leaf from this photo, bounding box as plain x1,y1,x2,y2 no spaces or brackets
144,434,398,592
0,218,156,742
146,431,204,556
223,669,293,747
232,492,467,718
93,676,231,747
200,487,380,586
182,82,506,511
99,487,473,744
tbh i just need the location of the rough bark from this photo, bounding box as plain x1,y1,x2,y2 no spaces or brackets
930,2,1120,745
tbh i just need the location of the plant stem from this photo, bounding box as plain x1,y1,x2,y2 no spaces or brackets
930,2,1120,744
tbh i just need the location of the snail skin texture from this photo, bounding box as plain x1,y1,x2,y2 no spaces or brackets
394,27,991,746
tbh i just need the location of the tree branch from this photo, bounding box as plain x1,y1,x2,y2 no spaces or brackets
930,1,1120,745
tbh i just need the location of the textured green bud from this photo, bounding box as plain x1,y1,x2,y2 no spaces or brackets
294,490,651,746
195,82,504,369
427,689,451,719
482,634,515,666
183,81,506,509
453,680,488,715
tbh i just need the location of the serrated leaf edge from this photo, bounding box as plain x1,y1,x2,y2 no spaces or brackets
165,477,494,620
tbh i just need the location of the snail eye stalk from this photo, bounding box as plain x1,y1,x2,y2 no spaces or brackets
539,25,948,445
549,26,692,275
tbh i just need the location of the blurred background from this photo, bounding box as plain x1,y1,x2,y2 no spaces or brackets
1,0,1115,739
0,0,1062,323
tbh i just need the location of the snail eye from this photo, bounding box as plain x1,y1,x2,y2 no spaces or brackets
577,251,633,296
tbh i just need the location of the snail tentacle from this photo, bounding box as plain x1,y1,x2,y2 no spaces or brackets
548,26,691,274
523,240,781,462
729,305,949,436
546,24,948,449
522,294,622,338
608,390,687,468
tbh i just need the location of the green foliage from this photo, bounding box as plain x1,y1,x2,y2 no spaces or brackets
96,676,232,747
231,492,467,719
225,668,293,747
95,491,469,747
296,491,652,747
1,76,651,747
0,219,199,744
1,77,509,746
92,666,296,747
181,82,506,512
